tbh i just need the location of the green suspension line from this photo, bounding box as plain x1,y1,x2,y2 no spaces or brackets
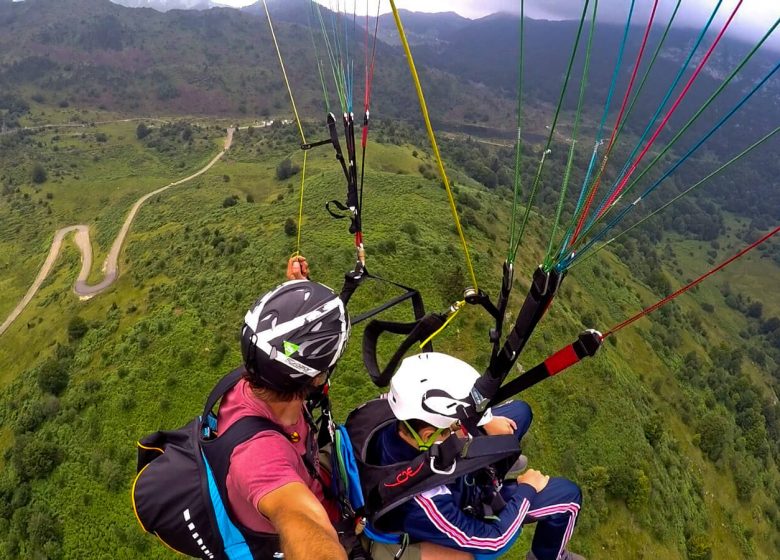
543,0,599,272
507,0,525,263
557,0,681,259
307,1,332,112
509,0,591,263
314,1,348,113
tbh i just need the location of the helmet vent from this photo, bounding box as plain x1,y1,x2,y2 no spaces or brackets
311,322,323,332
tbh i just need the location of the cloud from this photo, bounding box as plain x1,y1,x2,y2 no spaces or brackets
416,0,779,48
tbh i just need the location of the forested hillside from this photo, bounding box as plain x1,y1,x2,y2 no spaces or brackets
0,1,779,559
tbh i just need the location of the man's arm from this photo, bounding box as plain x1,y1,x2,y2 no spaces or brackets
259,481,346,560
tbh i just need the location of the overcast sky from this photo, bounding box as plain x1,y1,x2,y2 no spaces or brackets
225,0,778,47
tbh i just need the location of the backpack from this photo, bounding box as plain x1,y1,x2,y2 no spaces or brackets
132,367,309,560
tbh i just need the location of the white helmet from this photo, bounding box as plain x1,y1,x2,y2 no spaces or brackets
387,353,493,429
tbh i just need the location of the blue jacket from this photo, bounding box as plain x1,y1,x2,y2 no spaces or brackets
369,423,537,557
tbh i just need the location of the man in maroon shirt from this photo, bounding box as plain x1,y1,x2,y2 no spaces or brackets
217,258,472,560
217,256,349,560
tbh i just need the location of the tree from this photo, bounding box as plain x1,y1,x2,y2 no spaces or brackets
14,438,62,481
37,359,69,396
697,412,730,461
31,163,47,184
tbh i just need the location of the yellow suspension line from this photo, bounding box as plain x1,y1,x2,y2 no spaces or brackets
419,301,465,349
389,0,479,293
263,0,308,256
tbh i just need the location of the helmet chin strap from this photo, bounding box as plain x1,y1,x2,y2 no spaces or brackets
402,421,446,451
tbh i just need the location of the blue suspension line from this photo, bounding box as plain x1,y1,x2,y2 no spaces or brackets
584,0,724,231
556,0,636,260
557,60,780,272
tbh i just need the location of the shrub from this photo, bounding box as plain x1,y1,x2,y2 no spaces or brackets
276,158,300,180
31,163,47,184
95,132,108,143
697,412,730,461
67,316,88,341
222,197,238,208
284,217,297,237
135,123,150,140
400,222,419,239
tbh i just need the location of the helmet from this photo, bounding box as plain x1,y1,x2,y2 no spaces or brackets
241,280,350,394
387,353,492,429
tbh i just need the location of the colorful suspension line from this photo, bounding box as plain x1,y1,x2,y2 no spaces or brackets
542,0,599,272
557,0,636,258
603,225,780,338
262,0,309,256
570,0,729,245
566,0,661,247
389,0,479,294
307,1,332,112
592,0,745,223
601,0,693,199
582,0,725,232
313,1,348,113
566,19,779,255
356,0,382,260
508,0,591,263
567,126,780,271
559,61,780,270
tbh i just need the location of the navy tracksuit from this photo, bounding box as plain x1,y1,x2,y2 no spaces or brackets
370,401,582,560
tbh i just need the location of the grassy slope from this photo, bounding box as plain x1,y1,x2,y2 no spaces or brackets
0,121,778,559
0,115,223,323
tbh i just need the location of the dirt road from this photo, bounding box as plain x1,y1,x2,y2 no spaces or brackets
0,128,234,338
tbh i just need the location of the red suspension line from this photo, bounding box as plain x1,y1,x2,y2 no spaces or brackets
570,0,659,244
596,0,744,221
603,224,780,337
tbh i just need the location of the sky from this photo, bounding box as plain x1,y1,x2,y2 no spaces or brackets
218,0,779,47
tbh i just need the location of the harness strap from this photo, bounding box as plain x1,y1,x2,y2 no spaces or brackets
490,330,602,405
202,367,245,421
476,267,564,405
363,313,447,387
328,112,351,184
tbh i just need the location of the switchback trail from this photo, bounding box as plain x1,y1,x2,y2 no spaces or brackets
0,128,234,338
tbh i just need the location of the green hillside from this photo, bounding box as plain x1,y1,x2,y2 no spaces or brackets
1,1,779,558
0,116,779,559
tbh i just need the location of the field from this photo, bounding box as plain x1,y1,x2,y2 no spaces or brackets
0,114,779,559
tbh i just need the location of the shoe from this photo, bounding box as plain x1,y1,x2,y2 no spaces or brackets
505,454,528,479
526,551,586,560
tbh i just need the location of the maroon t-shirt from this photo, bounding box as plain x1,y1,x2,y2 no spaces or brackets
216,379,326,533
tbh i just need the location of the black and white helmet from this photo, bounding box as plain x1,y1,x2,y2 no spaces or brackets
241,280,350,393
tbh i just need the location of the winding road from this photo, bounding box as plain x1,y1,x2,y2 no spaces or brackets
0,128,234,338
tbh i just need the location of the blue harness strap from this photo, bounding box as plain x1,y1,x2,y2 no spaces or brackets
335,424,366,511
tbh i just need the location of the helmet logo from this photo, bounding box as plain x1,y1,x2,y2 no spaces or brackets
283,341,300,357
421,389,471,419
